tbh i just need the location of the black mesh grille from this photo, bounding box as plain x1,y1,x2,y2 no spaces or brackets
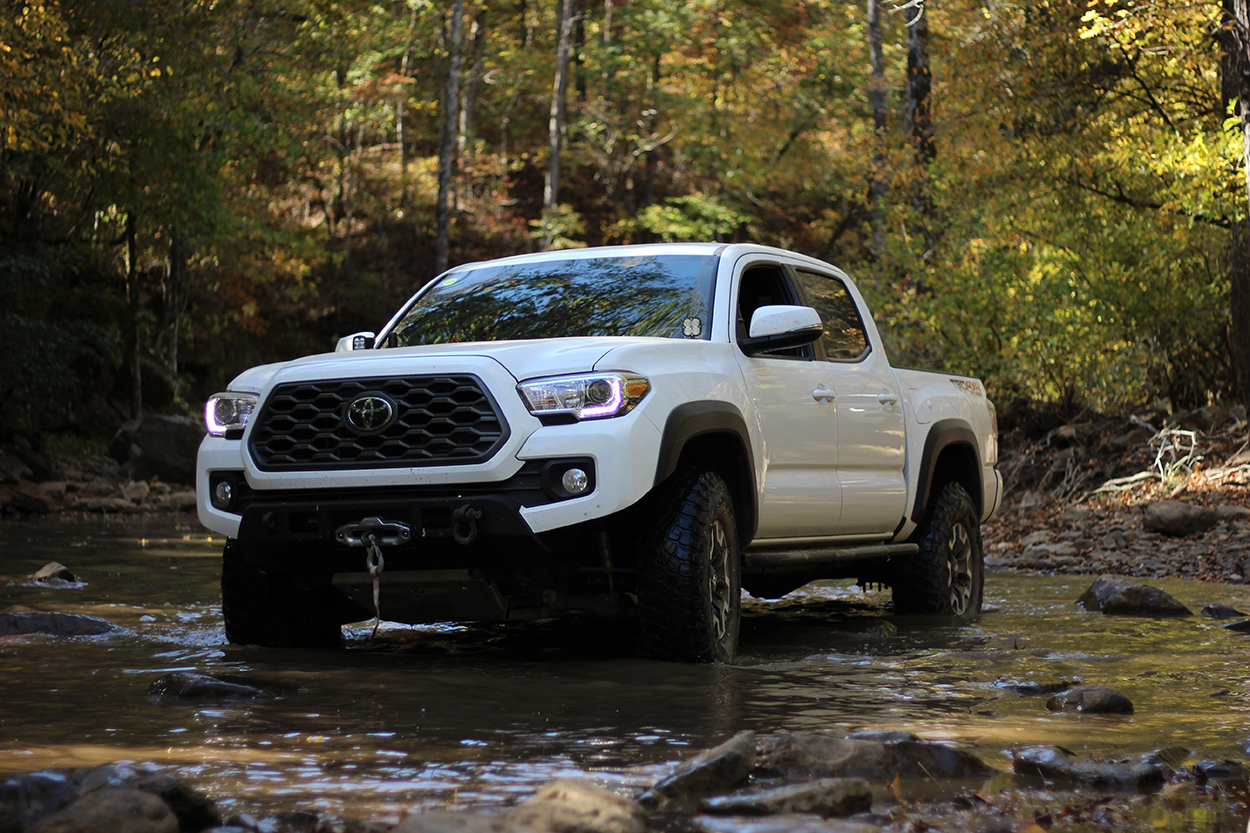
248,375,508,471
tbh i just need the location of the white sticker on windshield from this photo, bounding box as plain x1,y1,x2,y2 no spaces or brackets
682,318,703,338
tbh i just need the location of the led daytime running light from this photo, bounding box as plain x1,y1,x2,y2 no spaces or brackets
205,393,258,436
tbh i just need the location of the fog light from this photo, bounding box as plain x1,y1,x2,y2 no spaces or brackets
561,468,589,495
213,479,234,509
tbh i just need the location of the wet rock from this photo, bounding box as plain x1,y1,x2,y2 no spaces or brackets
1076,575,1192,616
29,788,178,833
30,562,79,584
757,733,989,781
1221,620,1250,633
146,671,287,699
1201,604,1246,619
701,778,872,817
506,780,646,833
1012,746,1167,792
1143,501,1221,537
994,677,1077,696
1046,685,1134,714
0,803,18,833
131,775,220,831
639,731,756,809
0,770,77,830
393,811,519,833
1193,760,1250,785
1145,747,1190,769
0,612,116,637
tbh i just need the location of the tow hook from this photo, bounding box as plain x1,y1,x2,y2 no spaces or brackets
335,518,412,641
453,505,483,545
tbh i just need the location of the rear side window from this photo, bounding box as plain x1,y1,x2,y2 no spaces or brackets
794,269,869,361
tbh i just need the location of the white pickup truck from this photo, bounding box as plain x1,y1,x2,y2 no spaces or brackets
197,243,1001,661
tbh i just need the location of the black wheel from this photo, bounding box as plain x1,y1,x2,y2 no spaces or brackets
221,540,344,648
638,470,741,663
892,481,984,616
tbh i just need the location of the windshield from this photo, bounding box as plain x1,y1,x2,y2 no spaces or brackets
388,254,718,346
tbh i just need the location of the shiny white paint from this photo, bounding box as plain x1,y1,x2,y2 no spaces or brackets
197,242,1001,547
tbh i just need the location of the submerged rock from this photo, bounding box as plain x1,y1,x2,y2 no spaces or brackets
1192,760,1250,785
639,731,756,809
1012,746,1168,792
28,788,177,833
1046,685,1134,715
694,817,884,833
994,677,1077,696
757,733,989,781
506,780,646,833
1202,604,1246,619
1076,575,1192,616
0,612,116,637
701,778,872,817
146,671,292,699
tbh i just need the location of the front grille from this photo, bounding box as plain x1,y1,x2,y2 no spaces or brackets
248,375,508,471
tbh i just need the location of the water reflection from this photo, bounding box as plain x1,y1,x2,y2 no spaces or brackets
3,517,1250,825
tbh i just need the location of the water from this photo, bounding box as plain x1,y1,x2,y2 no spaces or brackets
3,516,1250,827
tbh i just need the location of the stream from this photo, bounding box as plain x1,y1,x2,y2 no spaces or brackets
3,516,1250,829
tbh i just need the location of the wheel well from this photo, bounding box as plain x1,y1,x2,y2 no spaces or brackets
911,420,983,522
670,433,757,545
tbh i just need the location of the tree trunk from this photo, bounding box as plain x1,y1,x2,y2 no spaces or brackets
543,0,576,231
1222,0,1250,409
125,211,142,420
435,0,465,274
867,0,887,262
903,0,934,165
458,9,489,166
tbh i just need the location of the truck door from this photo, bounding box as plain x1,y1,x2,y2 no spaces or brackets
792,267,907,537
732,259,842,539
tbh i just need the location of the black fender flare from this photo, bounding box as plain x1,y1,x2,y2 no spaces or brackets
910,418,982,524
655,401,758,541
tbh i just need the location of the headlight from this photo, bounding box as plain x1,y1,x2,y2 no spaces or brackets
518,373,649,420
205,392,258,436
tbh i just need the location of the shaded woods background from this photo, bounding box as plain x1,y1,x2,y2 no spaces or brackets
2,0,1248,448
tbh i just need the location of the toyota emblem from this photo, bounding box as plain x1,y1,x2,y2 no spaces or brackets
344,393,396,433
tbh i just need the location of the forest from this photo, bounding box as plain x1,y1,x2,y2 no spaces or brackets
2,0,1248,447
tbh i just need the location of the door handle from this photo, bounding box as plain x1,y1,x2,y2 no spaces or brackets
877,390,899,406
812,387,835,403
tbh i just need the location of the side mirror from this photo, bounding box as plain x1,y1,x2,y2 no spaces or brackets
335,331,376,353
739,306,823,357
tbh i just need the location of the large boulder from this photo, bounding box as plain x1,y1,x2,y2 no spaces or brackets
116,415,204,486
1143,501,1221,537
639,731,756,809
28,788,177,833
1076,576,1191,616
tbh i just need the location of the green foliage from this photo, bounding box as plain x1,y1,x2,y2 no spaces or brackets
0,0,1242,436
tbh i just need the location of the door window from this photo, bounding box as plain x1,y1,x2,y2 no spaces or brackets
793,269,869,361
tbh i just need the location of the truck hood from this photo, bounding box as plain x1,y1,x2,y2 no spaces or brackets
226,337,671,392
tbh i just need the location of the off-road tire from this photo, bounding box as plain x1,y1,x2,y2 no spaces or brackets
892,481,984,616
221,540,344,648
638,470,741,663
